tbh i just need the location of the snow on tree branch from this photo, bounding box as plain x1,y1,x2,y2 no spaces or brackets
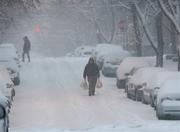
134,2,158,53
159,0,180,34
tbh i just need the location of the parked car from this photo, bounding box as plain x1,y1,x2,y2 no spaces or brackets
92,43,130,70
126,67,165,101
156,79,180,120
66,52,76,57
74,46,94,57
0,65,15,102
0,92,10,132
0,44,21,67
0,59,20,85
116,57,155,89
102,55,123,77
142,71,180,107
0,43,20,57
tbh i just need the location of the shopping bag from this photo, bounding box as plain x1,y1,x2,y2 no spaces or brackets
96,79,103,88
80,79,88,89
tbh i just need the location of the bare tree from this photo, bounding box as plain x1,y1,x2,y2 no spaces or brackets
72,0,116,44
156,11,164,67
0,0,40,42
133,0,165,67
158,0,180,71
132,3,143,56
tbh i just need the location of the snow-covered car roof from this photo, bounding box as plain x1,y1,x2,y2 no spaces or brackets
0,43,19,59
103,50,130,61
129,67,166,86
148,71,180,89
66,52,75,57
0,65,13,85
0,91,9,108
74,45,95,57
0,59,19,72
158,79,180,100
94,44,125,56
0,49,18,59
116,57,155,80
0,43,17,50
94,44,130,62
94,43,123,51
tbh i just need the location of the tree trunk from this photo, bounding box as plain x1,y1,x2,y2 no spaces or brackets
132,4,142,56
177,35,180,71
178,51,180,71
108,0,116,43
156,12,164,67
134,3,158,55
171,23,177,54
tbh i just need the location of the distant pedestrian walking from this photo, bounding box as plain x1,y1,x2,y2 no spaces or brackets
83,57,100,96
22,36,31,62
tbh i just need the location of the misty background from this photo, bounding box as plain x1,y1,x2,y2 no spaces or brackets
0,0,178,58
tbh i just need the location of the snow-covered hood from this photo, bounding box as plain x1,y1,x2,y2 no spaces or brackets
117,57,154,80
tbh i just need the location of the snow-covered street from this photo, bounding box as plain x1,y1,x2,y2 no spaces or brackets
9,56,180,132
1,0,180,132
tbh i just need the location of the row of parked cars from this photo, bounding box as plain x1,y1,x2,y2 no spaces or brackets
0,43,21,132
66,43,131,77
116,57,180,120
67,44,180,120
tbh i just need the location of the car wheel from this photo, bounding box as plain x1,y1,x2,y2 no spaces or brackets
116,80,121,89
13,77,20,85
102,70,105,76
150,97,155,107
135,93,138,101
6,127,9,132
153,98,157,110
12,89,15,97
135,92,140,101
142,93,146,104
156,109,164,120
127,92,130,99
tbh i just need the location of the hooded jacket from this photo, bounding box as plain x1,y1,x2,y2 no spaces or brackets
83,57,100,79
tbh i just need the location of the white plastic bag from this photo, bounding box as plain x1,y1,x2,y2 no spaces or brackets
80,79,88,89
96,78,103,88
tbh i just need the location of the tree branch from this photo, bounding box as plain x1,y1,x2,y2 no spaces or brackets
134,2,158,54
158,0,180,34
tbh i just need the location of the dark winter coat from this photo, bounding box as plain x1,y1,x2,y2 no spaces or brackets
23,37,31,52
83,58,100,79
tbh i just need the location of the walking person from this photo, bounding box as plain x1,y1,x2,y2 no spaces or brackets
83,57,100,96
22,36,31,62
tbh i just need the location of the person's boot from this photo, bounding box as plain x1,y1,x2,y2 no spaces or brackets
89,91,91,96
28,57,30,62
